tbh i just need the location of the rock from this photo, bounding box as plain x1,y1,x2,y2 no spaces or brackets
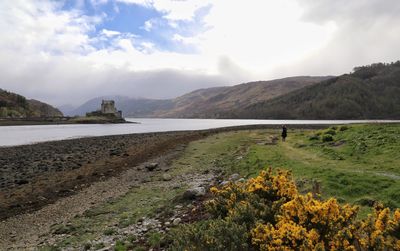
229,173,240,181
145,163,159,171
162,173,172,181
172,218,181,225
220,181,230,186
237,178,245,183
15,179,29,185
183,187,206,200
141,177,151,183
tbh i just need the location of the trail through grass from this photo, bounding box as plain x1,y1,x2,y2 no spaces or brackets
171,125,400,217
41,124,400,249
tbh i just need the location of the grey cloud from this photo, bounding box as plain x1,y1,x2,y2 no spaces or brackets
0,57,228,106
272,0,400,77
0,1,229,107
297,0,400,24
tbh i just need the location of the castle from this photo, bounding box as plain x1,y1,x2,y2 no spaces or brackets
100,100,122,118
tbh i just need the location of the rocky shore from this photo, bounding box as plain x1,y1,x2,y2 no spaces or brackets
0,124,334,249
0,124,329,220
0,130,209,219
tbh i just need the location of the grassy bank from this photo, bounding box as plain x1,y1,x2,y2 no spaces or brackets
40,124,400,249
173,124,400,216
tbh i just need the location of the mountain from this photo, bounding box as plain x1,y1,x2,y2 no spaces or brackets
74,76,330,118
234,62,400,119
154,76,331,118
0,89,63,118
57,104,76,116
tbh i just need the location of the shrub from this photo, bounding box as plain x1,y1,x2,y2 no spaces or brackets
324,128,337,135
147,231,165,248
322,134,334,142
339,125,349,131
169,219,250,251
170,169,400,250
103,228,116,236
309,135,320,141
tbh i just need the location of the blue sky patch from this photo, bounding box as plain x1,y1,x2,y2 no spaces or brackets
60,0,211,54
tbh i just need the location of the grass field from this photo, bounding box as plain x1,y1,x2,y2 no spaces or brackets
170,124,400,217
41,124,400,249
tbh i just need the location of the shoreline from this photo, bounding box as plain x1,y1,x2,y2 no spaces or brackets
0,124,330,220
2,122,399,219
3,121,400,148
0,117,134,126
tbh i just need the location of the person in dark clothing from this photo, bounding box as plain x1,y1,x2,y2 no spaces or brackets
281,125,287,142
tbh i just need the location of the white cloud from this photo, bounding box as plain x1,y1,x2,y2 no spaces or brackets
101,29,121,37
1,0,400,107
143,19,153,31
116,0,211,21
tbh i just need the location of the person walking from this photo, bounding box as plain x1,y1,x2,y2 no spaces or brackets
281,125,287,142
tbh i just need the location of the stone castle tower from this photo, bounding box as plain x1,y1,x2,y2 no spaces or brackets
101,100,122,118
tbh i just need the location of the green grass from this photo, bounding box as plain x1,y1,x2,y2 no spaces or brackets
47,185,184,249
169,124,400,217
44,124,400,249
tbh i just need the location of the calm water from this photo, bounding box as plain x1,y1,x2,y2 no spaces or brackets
0,118,399,147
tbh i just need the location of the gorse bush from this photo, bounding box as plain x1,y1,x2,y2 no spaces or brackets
170,169,400,250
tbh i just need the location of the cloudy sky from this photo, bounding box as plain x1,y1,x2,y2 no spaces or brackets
1,0,400,106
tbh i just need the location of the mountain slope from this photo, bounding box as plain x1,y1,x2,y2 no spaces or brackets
0,89,63,118
234,62,400,119
154,76,331,118
72,76,329,118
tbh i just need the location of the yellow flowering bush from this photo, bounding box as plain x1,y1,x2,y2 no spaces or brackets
354,204,400,250
171,169,400,250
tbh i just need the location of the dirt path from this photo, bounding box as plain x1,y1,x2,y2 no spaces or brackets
0,147,183,250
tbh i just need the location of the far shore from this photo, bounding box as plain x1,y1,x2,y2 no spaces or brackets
0,116,135,126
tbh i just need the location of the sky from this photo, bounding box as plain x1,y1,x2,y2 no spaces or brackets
1,0,400,107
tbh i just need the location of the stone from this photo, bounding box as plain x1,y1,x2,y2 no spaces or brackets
145,163,159,171
172,218,182,225
220,181,230,186
183,187,206,200
162,173,172,181
229,173,240,181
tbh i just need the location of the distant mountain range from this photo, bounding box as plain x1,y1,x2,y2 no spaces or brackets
0,89,63,118
62,61,400,120
67,76,330,118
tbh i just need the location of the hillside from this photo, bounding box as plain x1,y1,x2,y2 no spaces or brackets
155,76,331,118
233,62,400,119
70,76,330,118
0,89,63,118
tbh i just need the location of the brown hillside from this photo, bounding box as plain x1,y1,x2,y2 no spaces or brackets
154,76,331,118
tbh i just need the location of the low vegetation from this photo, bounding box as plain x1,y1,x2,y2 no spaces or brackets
41,124,400,250
171,169,400,250
0,88,62,118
